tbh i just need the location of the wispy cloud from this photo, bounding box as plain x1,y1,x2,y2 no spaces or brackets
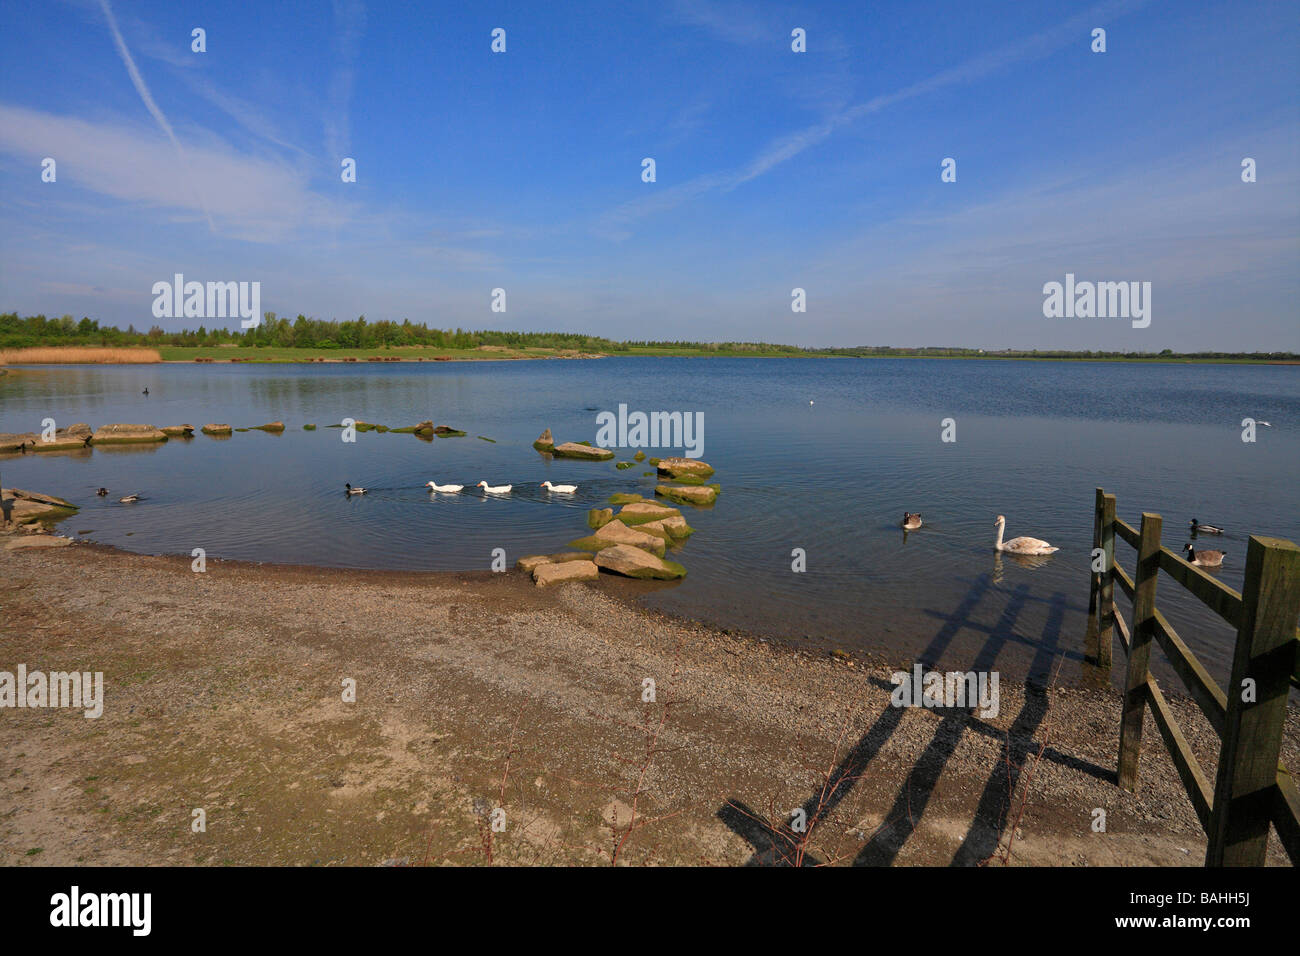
95,0,214,231
324,0,366,161
601,0,1148,236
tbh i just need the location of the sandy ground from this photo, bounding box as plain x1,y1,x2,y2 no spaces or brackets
0,538,1294,867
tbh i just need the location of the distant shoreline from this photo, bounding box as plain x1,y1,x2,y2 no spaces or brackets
2,348,1296,367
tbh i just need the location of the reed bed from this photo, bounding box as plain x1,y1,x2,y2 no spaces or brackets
0,346,163,364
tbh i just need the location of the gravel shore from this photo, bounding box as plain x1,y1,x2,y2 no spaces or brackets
1,539,1294,866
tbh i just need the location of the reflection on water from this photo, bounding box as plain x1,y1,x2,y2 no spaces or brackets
1,357,1296,688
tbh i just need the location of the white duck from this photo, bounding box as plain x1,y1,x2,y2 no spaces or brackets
994,515,1058,555
425,481,463,493
477,481,512,494
540,481,577,494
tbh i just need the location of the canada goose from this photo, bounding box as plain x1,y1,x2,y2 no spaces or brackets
118,493,142,503
96,488,108,496
540,481,577,493
1189,518,1223,535
344,483,366,495
477,481,512,494
994,515,1058,555
425,481,463,493
902,512,922,530
1184,544,1226,567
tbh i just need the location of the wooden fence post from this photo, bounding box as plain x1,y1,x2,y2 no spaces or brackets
1097,493,1116,669
1118,512,1161,790
1206,536,1300,866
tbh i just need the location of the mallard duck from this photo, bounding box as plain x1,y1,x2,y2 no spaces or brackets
1184,544,1226,567
477,481,512,494
994,515,1057,555
1189,518,1223,535
902,512,922,530
540,481,577,493
344,483,366,495
425,481,463,493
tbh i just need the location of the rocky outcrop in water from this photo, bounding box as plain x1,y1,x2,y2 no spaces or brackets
91,424,168,445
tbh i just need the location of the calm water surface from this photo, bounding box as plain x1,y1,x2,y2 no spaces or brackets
3,358,1297,689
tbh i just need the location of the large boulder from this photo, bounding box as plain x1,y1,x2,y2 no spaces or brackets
615,501,680,526
656,457,715,479
655,484,718,506
639,515,695,540
593,519,666,555
0,433,35,453
1,487,78,526
32,431,91,452
63,423,93,439
532,428,555,452
160,424,194,437
587,508,614,529
252,421,285,432
201,424,233,435
551,441,615,461
90,424,168,445
594,545,687,580
533,560,600,587
516,552,594,574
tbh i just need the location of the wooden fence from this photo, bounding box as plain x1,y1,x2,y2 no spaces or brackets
1089,488,1299,866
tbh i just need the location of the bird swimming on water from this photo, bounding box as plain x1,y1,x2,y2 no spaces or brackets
96,488,108,496
1184,544,1226,567
344,483,367,495
1189,518,1223,535
902,512,922,530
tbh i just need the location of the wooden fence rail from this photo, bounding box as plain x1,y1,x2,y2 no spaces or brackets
1089,488,1300,866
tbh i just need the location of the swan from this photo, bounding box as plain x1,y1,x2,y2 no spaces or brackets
994,515,1057,555
1184,544,1226,567
477,481,512,494
1189,518,1223,535
426,481,463,493
344,483,367,495
540,481,577,493
902,512,922,530
119,493,142,503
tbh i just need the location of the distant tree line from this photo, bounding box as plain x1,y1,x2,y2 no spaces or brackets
2,313,1295,361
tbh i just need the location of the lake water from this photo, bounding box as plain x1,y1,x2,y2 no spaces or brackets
3,357,1297,690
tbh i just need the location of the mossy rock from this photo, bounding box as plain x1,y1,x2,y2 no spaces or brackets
587,508,614,529
303,424,317,431
389,426,415,433
664,474,707,486
608,493,644,506
477,436,497,443
594,545,687,580
253,421,285,432
642,471,655,477
633,451,646,461
568,534,616,554
235,428,250,432
325,424,344,428
648,457,661,466
616,461,633,470
655,483,718,506
354,422,377,433
656,457,715,479
533,428,555,452
375,425,390,433
553,442,615,461
433,427,467,437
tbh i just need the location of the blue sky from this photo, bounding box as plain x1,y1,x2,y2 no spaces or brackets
0,0,1296,349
